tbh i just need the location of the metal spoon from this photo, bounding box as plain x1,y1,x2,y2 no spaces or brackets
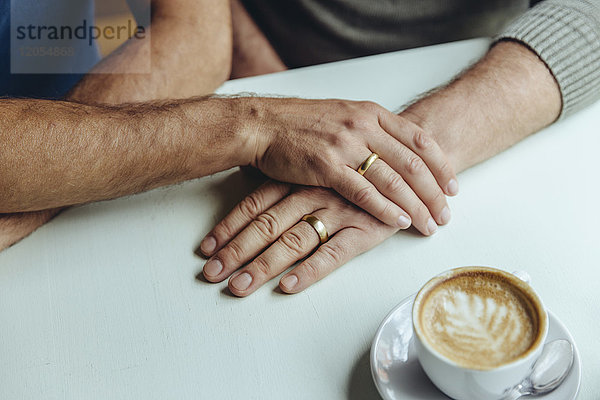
501,339,574,400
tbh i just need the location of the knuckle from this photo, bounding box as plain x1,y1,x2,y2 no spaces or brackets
253,212,279,239
252,257,271,277
381,200,394,220
438,159,453,178
384,173,406,195
343,116,370,132
317,147,333,166
413,129,431,150
335,132,354,149
336,99,352,109
359,100,380,113
430,188,446,205
343,118,356,130
238,192,262,218
352,186,374,206
280,230,307,256
407,156,425,175
223,240,244,264
213,219,234,240
322,132,348,156
321,244,345,266
302,261,321,282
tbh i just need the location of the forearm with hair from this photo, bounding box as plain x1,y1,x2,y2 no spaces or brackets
0,0,234,247
402,40,562,173
0,97,252,212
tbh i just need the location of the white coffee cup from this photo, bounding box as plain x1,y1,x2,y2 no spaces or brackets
412,266,549,400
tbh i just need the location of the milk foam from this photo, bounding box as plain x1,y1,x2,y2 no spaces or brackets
419,274,538,369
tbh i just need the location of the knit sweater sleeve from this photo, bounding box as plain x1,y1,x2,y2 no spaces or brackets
496,0,600,119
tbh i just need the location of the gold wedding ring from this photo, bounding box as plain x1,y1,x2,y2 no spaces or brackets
357,153,379,175
301,214,329,244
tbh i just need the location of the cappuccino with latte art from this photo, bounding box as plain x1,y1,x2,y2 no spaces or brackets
412,267,549,399
413,267,546,370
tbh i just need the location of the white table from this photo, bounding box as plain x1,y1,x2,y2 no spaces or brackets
1,38,598,399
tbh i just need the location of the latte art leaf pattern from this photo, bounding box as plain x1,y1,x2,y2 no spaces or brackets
420,275,537,369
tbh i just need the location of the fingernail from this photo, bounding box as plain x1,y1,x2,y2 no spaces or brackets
280,274,298,290
439,206,451,225
397,215,411,229
231,272,252,291
203,259,223,277
200,236,217,254
447,179,459,196
427,218,438,235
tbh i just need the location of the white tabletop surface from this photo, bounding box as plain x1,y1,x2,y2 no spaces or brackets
1,38,598,399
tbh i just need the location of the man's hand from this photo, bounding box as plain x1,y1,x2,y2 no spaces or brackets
246,97,458,233
199,181,400,296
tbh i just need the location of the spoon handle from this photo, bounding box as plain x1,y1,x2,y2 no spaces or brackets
500,387,524,400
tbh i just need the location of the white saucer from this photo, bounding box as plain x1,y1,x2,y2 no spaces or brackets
370,294,581,400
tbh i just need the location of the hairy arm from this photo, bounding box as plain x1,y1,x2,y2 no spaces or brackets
0,97,256,213
0,0,233,249
408,0,600,171
68,0,232,104
402,40,561,173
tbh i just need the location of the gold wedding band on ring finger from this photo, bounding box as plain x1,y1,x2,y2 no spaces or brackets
357,153,379,176
301,214,329,244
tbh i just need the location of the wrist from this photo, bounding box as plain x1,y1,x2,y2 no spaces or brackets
229,96,271,168
401,40,561,174
173,97,263,176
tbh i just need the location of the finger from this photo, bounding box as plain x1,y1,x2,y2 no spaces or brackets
228,208,343,297
227,222,318,296
378,111,459,196
199,181,291,257
364,158,444,235
332,167,411,229
370,138,450,229
202,190,317,282
279,226,387,294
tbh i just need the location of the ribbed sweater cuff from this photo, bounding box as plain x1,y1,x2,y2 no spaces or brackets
496,0,600,119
